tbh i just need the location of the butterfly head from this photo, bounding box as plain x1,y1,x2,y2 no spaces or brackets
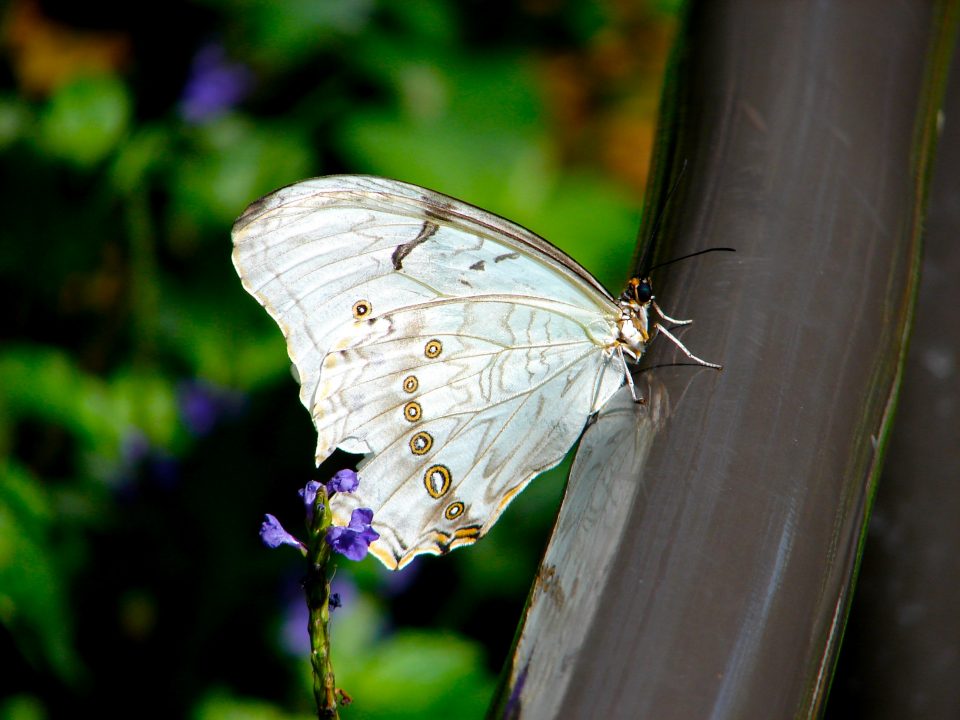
621,277,653,305
616,276,654,362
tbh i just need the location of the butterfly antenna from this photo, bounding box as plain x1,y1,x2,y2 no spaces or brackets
646,246,736,274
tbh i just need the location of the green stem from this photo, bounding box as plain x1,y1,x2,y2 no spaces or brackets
305,486,339,719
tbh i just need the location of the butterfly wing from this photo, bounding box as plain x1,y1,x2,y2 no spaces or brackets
317,295,624,568
232,176,625,568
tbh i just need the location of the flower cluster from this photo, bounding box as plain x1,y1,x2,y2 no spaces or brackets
258,468,379,561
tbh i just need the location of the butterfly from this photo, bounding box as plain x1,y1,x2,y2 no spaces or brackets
232,175,719,569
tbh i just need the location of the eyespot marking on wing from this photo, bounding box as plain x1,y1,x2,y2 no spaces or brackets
352,299,372,319
424,339,442,358
444,501,465,520
409,431,433,455
403,375,419,393
424,464,451,498
403,401,422,422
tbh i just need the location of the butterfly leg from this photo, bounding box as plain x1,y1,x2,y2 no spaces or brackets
652,300,693,326
617,346,644,403
653,324,723,369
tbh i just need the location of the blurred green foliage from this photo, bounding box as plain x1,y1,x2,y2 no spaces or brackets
0,0,675,716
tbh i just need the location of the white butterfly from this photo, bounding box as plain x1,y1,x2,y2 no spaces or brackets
232,175,717,569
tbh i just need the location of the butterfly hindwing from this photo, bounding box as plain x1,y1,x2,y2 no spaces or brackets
313,297,624,567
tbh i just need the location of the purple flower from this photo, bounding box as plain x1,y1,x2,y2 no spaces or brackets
326,508,380,561
260,514,304,550
299,480,322,507
298,480,323,523
180,43,253,123
326,469,359,495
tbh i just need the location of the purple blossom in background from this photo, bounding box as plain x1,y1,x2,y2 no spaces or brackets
260,514,303,550
114,431,180,492
383,559,420,597
279,576,355,656
180,43,253,123
280,590,311,656
326,468,358,495
326,508,379,561
329,575,357,611
177,379,243,436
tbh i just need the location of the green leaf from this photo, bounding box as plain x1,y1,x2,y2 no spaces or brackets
317,592,494,718
530,175,639,289
193,690,313,720
0,695,47,720
157,280,290,388
0,461,79,682
335,628,494,720
169,116,315,237
0,345,181,474
38,75,131,167
227,0,374,67
110,125,170,193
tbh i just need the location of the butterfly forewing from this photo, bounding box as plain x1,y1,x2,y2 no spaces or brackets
232,175,626,569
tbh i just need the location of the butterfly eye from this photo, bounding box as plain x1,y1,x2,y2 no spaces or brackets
635,280,653,303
